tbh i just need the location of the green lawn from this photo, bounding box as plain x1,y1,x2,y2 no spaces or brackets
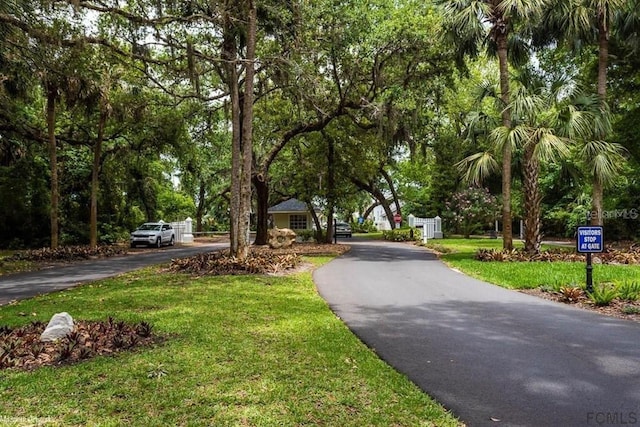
430,238,640,290
0,258,460,426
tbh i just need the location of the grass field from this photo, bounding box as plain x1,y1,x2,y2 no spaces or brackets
430,238,640,290
0,257,460,426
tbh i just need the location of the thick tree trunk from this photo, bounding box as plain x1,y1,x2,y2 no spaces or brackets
253,174,269,245
90,110,107,248
47,90,59,249
523,144,541,254
224,0,257,260
496,32,513,250
237,0,257,255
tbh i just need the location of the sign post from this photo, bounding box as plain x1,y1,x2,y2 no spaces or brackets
576,226,604,293
393,214,402,229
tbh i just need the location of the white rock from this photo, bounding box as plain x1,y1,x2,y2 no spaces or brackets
40,312,74,342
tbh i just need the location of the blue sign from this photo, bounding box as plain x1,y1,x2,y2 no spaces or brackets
577,226,604,253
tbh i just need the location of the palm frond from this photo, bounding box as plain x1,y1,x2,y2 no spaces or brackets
533,131,571,162
455,151,500,185
580,140,628,186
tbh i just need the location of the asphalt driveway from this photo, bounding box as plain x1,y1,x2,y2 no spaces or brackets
0,244,224,306
314,239,640,427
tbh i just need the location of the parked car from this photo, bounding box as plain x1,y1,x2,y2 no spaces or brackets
130,222,175,248
335,221,352,238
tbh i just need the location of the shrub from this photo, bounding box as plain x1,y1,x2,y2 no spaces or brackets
351,219,377,234
617,281,640,301
296,229,316,242
588,283,618,306
382,229,416,242
559,286,584,303
444,187,499,238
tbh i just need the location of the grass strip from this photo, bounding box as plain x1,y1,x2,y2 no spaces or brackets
431,238,640,289
0,258,460,426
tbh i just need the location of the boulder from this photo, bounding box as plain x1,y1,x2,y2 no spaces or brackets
268,227,297,249
40,312,74,342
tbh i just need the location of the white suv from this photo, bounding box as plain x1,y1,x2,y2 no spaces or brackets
130,222,175,248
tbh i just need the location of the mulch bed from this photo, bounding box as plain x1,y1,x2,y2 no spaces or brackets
519,288,640,322
0,318,158,371
168,243,350,276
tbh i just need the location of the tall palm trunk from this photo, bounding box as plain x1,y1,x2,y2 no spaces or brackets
592,8,609,226
496,32,513,250
47,89,59,249
523,144,542,254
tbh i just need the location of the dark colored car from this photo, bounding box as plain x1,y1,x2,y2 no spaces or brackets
335,222,352,238
130,222,175,248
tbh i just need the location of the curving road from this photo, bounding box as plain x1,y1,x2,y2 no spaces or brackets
314,239,640,427
0,244,224,306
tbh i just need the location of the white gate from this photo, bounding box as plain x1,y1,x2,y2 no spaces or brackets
408,215,443,242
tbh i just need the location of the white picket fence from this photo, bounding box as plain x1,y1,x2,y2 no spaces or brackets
408,215,443,243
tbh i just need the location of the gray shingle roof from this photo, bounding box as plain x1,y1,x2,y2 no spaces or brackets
268,198,309,213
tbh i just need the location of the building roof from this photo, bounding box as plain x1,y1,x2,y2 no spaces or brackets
268,198,309,213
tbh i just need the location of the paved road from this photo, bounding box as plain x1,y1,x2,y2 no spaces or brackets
314,239,640,427
0,244,224,306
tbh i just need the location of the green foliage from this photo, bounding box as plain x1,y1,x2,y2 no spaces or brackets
617,281,640,302
622,305,640,315
588,283,618,307
382,229,416,242
295,229,317,242
351,219,377,234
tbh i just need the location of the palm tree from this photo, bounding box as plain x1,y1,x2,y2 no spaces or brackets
440,0,548,250
458,78,592,253
535,0,627,225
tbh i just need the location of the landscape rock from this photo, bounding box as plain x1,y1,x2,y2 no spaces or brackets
268,228,297,249
40,312,75,342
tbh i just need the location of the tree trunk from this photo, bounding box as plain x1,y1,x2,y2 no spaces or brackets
496,31,513,250
306,200,323,242
47,89,59,249
324,132,336,243
90,109,107,248
237,0,257,256
592,178,604,226
224,0,256,259
592,8,609,226
253,173,269,245
380,168,401,217
196,182,206,233
523,144,542,254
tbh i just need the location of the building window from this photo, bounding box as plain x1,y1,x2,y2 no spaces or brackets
289,214,307,230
